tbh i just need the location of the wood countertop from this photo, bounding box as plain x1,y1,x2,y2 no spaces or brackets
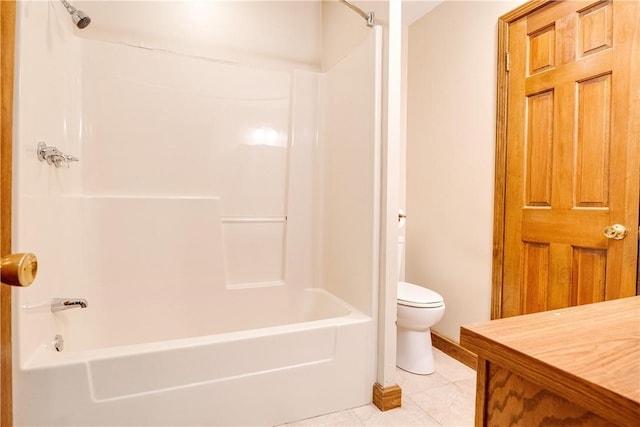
460,296,640,426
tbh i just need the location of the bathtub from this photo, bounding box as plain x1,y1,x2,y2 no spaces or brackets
15,288,375,426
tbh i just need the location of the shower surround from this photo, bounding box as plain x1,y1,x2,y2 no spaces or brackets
13,1,382,425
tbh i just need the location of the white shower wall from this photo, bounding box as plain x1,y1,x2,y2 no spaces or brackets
14,0,86,365
15,0,381,374
320,27,382,316
75,0,322,71
15,0,322,364
80,40,299,288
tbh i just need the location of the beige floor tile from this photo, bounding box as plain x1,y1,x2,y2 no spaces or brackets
395,367,452,395
409,382,475,427
453,377,477,396
278,352,475,427
351,400,441,426
431,349,476,383
286,408,364,427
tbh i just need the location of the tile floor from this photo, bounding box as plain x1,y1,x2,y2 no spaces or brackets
282,349,477,427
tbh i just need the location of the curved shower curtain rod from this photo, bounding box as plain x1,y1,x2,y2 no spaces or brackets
339,0,375,27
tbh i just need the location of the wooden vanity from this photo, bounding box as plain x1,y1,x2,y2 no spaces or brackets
460,296,640,427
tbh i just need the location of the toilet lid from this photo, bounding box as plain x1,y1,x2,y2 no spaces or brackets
397,281,444,308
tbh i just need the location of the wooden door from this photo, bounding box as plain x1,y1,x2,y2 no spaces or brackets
0,1,15,425
493,0,640,318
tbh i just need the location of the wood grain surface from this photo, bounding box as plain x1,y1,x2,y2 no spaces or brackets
484,364,616,427
462,296,640,426
0,1,14,424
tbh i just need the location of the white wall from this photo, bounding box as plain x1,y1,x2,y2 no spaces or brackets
16,0,389,372
13,0,85,365
321,0,410,389
399,2,442,249
406,0,521,342
321,1,382,70
14,0,324,365
76,0,322,70
319,27,381,317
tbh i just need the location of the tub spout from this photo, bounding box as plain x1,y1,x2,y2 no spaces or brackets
51,298,88,312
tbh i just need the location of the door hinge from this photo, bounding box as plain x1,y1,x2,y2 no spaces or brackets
506,52,511,72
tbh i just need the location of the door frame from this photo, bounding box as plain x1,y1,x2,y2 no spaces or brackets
0,0,15,425
491,0,640,319
491,0,553,319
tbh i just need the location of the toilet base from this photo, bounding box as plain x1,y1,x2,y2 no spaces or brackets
396,327,435,375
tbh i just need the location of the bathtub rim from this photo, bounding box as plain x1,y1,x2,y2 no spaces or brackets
19,287,370,371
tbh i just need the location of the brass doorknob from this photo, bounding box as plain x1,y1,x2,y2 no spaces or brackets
603,224,627,240
1,253,38,287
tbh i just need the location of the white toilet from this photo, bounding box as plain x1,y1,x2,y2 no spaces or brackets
396,236,445,375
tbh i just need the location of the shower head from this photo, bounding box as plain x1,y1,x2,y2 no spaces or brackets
59,0,91,29
70,9,91,29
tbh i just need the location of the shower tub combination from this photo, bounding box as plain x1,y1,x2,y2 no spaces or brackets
14,1,382,426
17,195,378,427
18,288,373,426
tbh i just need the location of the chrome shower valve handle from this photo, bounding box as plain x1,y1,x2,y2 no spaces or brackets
51,298,88,312
55,152,80,168
37,141,79,168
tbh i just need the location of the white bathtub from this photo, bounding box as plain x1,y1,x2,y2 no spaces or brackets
15,288,375,426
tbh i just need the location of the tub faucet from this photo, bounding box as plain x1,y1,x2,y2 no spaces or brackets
51,298,88,312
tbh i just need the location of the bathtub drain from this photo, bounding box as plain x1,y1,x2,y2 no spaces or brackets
53,334,64,352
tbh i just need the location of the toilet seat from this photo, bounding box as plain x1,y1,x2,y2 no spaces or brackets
397,281,444,308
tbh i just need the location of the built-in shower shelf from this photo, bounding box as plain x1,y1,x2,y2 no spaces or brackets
221,217,286,223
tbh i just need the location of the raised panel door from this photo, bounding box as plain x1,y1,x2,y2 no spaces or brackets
501,0,639,317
